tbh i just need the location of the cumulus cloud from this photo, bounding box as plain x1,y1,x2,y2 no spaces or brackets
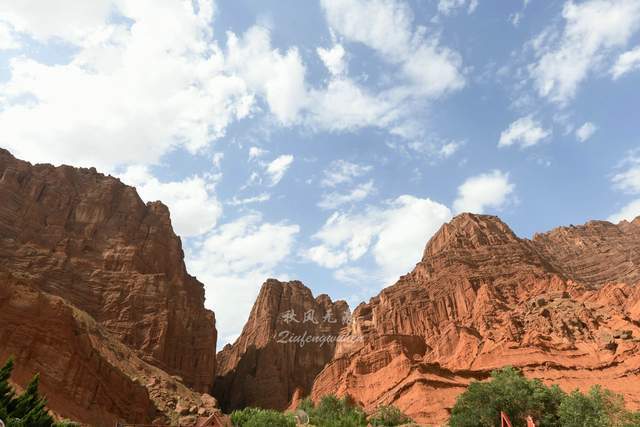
187,214,300,346
305,78,404,132
576,122,597,142
118,165,222,238
611,45,640,79
317,44,347,76
320,0,465,97
0,0,115,43
318,180,376,209
265,154,294,186
306,196,451,283
499,116,551,148
529,0,640,104
453,170,515,214
225,26,307,124
0,0,259,171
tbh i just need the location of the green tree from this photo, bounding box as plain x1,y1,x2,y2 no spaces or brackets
368,405,413,426
297,395,367,427
0,357,75,427
230,407,296,427
0,357,16,410
449,367,564,427
558,386,640,427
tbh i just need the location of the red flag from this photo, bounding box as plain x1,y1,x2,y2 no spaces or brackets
500,411,513,427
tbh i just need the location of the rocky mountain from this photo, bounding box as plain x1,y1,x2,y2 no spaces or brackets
0,149,219,425
214,279,349,411
309,213,640,424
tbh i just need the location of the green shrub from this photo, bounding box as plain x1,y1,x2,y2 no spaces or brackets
230,407,296,427
298,395,367,427
368,405,413,426
558,386,640,427
450,367,640,427
449,367,564,427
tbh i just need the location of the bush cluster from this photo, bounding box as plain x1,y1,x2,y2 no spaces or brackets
230,407,296,427
450,366,640,427
231,395,413,426
0,357,76,427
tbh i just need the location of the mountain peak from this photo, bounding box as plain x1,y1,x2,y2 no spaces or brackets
423,212,519,259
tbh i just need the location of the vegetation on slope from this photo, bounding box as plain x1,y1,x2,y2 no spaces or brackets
450,367,640,427
231,395,413,426
0,357,77,427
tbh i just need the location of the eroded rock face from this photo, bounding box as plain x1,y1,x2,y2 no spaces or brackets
0,272,155,426
0,149,218,423
214,279,350,411
310,213,640,425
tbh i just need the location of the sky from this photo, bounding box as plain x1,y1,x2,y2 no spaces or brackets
1,0,640,347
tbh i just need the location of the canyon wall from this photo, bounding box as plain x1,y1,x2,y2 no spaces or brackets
0,149,219,424
214,279,350,411
309,213,640,424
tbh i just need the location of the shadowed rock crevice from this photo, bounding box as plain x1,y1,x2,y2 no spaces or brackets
214,279,350,412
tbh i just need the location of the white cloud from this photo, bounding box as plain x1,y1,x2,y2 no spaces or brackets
118,165,222,238
510,12,523,27
248,146,267,159
439,141,462,158
228,193,271,206
186,214,300,346
307,196,451,283
0,0,115,43
226,26,307,124
0,21,20,50
576,122,597,142
305,245,349,269
438,0,479,15
305,78,405,132
453,170,515,214
608,199,640,222
321,160,372,187
529,0,640,104
212,152,224,169
612,154,640,194
611,45,640,79
318,180,375,209
317,44,347,76
265,154,294,186
320,0,465,97
499,116,551,148
0,0,253,171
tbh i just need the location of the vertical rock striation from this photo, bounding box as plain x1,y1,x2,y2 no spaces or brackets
0,149,218,423
214,279,350,411
310,213,640,424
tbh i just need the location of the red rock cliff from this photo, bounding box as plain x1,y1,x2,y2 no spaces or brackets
310,213,640,424
214,279,350,411
0,149,218,423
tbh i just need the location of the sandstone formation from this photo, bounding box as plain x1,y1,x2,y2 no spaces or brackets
214,279,350,411
0,149,218,424
309,213,640,425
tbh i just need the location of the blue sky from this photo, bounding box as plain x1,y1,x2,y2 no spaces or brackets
1,0,640,345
